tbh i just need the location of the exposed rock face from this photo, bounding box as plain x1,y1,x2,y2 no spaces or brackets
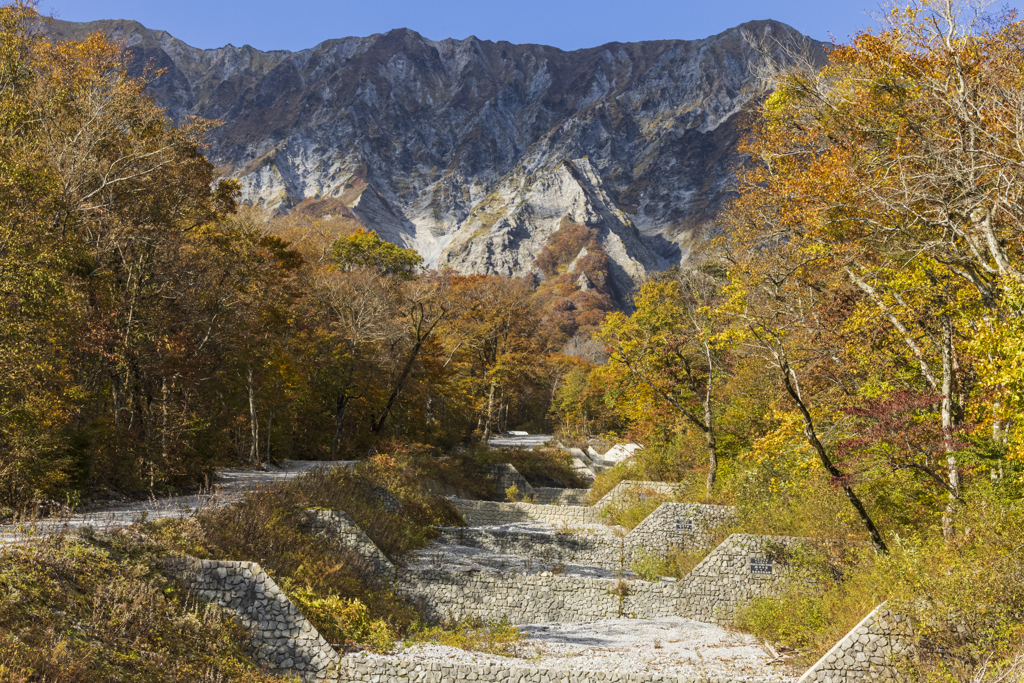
48,18,825,293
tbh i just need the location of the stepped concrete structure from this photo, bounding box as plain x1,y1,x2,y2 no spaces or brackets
165,556,342,679
165,466,914,682
400,532,805,626
798,603,915,683
441,501,736,572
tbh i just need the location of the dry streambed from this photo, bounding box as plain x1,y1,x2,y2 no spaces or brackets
409,534,633,580
362,617,799,681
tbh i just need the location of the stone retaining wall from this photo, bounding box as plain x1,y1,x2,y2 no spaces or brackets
561,446,600,480
438,525,624,571
451,493,731,529
305,508,395,578
491,464,534,500
533,487,591,505
335,655,759,683
594,480,683,509
485,465,692,512
397,567,683,624
453,499,601,526
439,503,736,572
676,534,800,625
165,557,340,680
489,463,590,504
628,503,737,555
798,603,914,683
399,533,804,626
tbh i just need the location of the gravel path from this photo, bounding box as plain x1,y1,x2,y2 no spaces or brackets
0,460,352,542
361,617,797,681
488,434,555,449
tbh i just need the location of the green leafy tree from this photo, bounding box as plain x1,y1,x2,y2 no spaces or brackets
331,228,423,279
597,268,732,494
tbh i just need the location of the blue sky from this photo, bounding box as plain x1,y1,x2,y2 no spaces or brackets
47,0,1022,52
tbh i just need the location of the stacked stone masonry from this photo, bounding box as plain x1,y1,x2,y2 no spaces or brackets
167,504,908,683
532,487,591,505
490,463,535,500
438,524,625,571
398,568,676,623
453,498,602,526
798,603,914,683
628,503,737,556
453,481,705,527
561,446,601,480
305,508,396,578
336,655,760,683
400,533,802,626
486,464,686,510
678,534,798,624
165,557,340,680
594,480,684,510
489,463,591,505
439,503,737,572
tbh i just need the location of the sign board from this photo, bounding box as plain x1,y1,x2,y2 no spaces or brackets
750,557,773,575
675,518,694,532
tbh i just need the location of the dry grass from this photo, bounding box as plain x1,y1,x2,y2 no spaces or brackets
0,533,288,683
405,617,526,657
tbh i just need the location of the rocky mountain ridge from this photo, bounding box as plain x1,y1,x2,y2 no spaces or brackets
48,18,826,298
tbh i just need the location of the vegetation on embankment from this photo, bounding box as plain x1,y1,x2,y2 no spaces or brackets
736,490,1024,679
150,453,467,653
0,534,289,683
0,450,482,681
600,438,1024,678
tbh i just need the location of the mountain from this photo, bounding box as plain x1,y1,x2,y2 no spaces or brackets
47,18,826,300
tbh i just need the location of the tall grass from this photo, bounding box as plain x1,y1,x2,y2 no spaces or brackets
0,534,285,683
149,450,468,652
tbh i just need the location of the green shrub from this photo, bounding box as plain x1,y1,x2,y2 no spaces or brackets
406,617,526,657
282,583,396,653
630,545,676,581
600,493,666,530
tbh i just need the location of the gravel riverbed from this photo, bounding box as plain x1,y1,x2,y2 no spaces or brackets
359,617,799,681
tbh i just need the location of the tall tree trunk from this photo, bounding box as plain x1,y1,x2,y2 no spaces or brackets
111,374,121,427
266,409,274,464
702,341,717,495
247,367,259,466
781,361,888,553
331,393,349,458
371,307,444,435
940,314,962,542
497,388,507,434
482,381,496,441
704,396,718,495
161,376,169,465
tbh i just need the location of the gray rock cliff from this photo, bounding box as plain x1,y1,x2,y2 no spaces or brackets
48,18,825,293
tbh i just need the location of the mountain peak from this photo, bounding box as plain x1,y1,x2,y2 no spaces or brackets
46,17,826,285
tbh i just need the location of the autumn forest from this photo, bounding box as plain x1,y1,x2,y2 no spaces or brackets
2,0,1024,678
